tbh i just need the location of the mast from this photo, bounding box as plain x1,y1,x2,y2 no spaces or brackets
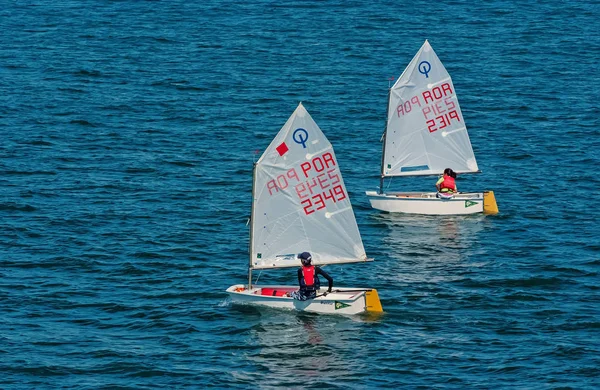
379,87,391,194
247,162,257,289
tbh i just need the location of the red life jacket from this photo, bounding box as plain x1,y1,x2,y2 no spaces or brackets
440,176,456,192
302,265,315,287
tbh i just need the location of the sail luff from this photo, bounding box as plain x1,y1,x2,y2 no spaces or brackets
379,88,391,194
248,162,257,287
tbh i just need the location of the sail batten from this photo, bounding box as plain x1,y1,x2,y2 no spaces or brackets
383,40,479,177
251,103,368,270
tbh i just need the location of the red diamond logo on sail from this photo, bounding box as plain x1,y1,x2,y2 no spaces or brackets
276,142,289,156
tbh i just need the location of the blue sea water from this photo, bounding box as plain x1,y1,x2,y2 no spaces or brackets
1,0,599,388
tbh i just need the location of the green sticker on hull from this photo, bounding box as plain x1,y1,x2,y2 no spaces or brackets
465,200,478,208
335,301,351,310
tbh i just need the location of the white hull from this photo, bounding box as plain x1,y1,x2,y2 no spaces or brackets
226,284,382,315
366,191,488,215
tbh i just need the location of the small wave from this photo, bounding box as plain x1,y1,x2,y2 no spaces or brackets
21,139,53,146
108,262,151,276
502,292,549,301
31,340,71,347
557,321,600,331
100,104,135,112
123,319,195,334
152,37,176,43
151,291,214,301
550,344,590,358
4,64,27,69
69,119,96,127
506,153,533,160
89,348,134,359
2,170,56,176
175,84,207,92
125,167,157,174
71,318,101,326
541,265,594,276
2,257,99,270
485,365,525,373
101,303,135,313
0,203,37,212
75,69,102,77
131,252,171,259
197,42,223,49
532,115,550,122
150,79,189,87
218,298,232,308
57,87,85,94
583,259,600,265
505,276,567,288
164,160,195,167
126,368,194,378
140,128,166,134
533,309,564,317
4,365,70,376
460,276,567,289
584,244,600,252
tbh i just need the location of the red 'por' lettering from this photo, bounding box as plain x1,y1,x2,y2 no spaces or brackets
422,82,454,104
300,152,336,178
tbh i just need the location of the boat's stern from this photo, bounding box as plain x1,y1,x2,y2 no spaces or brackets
483,191,499,214
365,288,383,312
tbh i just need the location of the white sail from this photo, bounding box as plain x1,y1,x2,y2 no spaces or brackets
383,40,479,177
251,103,368,270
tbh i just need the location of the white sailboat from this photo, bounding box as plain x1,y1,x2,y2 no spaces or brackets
366,40,498,215
227,103,383,315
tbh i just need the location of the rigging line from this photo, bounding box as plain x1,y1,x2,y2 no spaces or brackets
385,176,393,191
254,270,262,285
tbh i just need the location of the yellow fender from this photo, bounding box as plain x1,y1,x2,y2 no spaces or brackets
365,289,383,312
483,191,499,215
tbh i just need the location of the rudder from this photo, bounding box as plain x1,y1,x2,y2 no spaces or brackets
483,191,499,214
365,289,383,312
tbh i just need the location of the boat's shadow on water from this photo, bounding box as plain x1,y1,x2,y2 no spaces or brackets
370,212,487,251
223,304,387,385
362,212,492,287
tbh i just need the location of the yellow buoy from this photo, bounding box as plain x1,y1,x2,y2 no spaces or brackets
365,289,383,312
483,191,499,214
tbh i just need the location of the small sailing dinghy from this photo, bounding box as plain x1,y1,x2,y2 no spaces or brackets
366,40,498,215
227,103,383,315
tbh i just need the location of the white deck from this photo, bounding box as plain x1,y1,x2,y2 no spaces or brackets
366,191,484,215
